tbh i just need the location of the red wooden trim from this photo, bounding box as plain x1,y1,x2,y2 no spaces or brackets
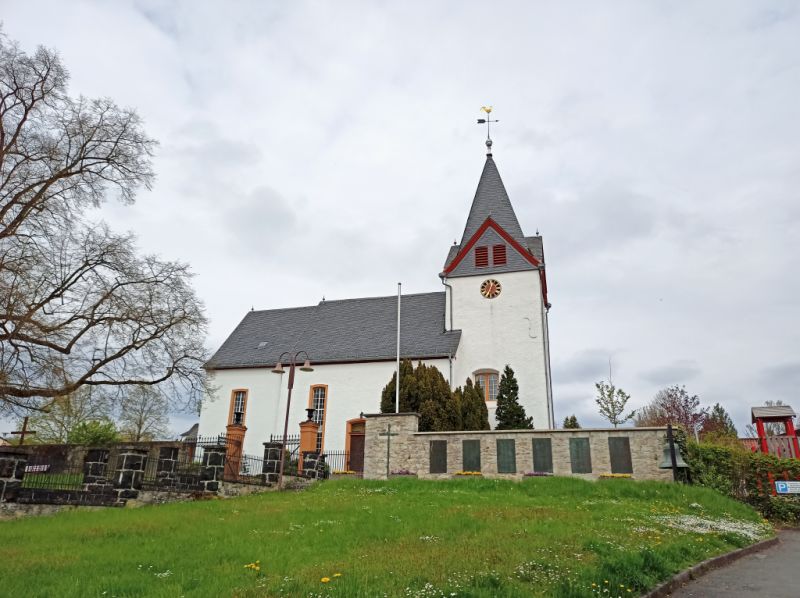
443,217,540,274
539,268,549,307
785,417,800,457
756,419,769,454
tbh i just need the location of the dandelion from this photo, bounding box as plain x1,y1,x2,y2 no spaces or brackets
333,573,342,578
321,577,331,583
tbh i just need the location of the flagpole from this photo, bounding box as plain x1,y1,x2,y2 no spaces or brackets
396,282,401,413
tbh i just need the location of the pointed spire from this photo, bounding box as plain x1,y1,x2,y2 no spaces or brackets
459,155,525,246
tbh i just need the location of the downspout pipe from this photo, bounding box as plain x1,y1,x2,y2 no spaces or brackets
439,273,453,332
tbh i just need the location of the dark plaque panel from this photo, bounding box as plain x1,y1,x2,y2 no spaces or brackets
497,439,517,473
429,440,448,474
569,437,592,474
462,439,481,472
532,438,553,473
608,437,633,474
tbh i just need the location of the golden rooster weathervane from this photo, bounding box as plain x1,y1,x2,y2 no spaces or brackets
477,106,499,154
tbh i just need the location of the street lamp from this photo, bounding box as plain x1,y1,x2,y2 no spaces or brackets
272,350,313,488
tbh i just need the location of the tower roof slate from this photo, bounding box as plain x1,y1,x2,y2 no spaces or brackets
459,156,525,245
205,292,461,370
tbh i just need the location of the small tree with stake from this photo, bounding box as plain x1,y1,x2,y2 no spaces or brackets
595,381,635,428
495,366,534,430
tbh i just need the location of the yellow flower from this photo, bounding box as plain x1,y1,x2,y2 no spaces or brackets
604,580,609,584
592,583,597,587
333,573,342,578
321,577,331,583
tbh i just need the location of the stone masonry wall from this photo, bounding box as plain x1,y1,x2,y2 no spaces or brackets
363,413,672,482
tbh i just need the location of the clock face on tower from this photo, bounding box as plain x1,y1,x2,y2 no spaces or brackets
480,279,502,299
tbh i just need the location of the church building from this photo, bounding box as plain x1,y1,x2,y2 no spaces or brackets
199,140,555,466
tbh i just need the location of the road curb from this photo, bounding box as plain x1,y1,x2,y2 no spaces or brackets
642,536,780,598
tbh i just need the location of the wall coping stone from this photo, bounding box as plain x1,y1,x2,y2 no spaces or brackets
414,427,669,436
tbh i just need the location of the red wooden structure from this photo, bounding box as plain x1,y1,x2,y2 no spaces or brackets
750,405,800,459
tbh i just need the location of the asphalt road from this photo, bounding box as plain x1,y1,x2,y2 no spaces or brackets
668,530,800,597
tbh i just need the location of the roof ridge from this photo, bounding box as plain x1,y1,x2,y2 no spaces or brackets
317,291,443,305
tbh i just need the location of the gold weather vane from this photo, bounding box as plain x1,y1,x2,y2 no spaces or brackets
477,106,499,154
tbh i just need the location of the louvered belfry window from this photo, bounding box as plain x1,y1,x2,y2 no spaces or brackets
493,244,507,265
475,246,489,267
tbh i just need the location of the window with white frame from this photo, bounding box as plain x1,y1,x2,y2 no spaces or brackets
230,390,247,425
474,371,499,402
310,385,327,451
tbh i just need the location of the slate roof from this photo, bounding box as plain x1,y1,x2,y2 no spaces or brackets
459,156,526,246
751,405,796,422
206,292,461,370
442,155,545,278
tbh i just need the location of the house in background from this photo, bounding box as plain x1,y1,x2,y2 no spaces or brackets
199,141,554,469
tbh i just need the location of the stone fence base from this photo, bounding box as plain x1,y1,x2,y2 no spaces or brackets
362,413,673,482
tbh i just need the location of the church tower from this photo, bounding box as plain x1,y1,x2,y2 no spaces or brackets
441,142,554,429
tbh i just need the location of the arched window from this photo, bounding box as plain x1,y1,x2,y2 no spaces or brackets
474,370,499,402
308,385,328,451
228,389,248,426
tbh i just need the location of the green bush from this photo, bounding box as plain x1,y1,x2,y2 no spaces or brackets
686,440,800,523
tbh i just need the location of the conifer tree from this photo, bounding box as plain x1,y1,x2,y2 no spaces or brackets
379,361,460,431
460,378,491,431
563,414,581,429
380,359,416,413
701,403,737,439
495,366,534,430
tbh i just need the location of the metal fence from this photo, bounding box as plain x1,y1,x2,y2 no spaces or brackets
21,459,85,491
322,450,363,477
269,434,301,476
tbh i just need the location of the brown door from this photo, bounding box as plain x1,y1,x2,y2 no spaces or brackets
349,434,365,473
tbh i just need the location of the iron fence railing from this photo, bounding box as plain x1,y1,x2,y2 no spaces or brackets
21,460,85,491
322,450,363,477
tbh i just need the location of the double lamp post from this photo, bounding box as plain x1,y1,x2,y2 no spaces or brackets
271,350,313,489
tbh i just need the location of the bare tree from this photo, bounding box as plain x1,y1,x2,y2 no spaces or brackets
0,34,208,415
22,387,111,443
118,385,170,441
595,381,635,428
634,385,707,434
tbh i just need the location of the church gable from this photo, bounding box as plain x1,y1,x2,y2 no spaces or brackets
443,218,539,278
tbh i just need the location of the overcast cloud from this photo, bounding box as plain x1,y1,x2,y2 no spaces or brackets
1,1,798,435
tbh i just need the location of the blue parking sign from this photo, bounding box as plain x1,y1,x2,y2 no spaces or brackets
775,481,800,494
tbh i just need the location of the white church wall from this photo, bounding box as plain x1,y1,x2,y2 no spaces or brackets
446,269,552,429
200,358,451,455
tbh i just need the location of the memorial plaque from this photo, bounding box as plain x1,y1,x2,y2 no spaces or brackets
497,439,516,473
462,439,481,472
608,437,633,474
569,437,592,474
429,440,448,474
532,438,553,473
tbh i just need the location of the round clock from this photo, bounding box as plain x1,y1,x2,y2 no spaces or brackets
480,279,501,299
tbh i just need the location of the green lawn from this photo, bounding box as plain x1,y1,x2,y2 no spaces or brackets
21,472,84,489
0,477,772,597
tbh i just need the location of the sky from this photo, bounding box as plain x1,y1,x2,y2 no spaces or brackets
1,0,799,436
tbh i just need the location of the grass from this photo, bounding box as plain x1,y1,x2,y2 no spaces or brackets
21,472,84,489
0,477,772,597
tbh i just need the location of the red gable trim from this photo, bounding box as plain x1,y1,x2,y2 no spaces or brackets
443,217,540,274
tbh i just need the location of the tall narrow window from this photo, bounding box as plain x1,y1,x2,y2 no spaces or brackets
228,390,248,426
474,371,499,401
492,244,507,265
474,246,489,267
309,385,328,451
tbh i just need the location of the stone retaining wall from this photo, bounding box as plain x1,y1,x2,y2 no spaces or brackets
363,413,672,482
